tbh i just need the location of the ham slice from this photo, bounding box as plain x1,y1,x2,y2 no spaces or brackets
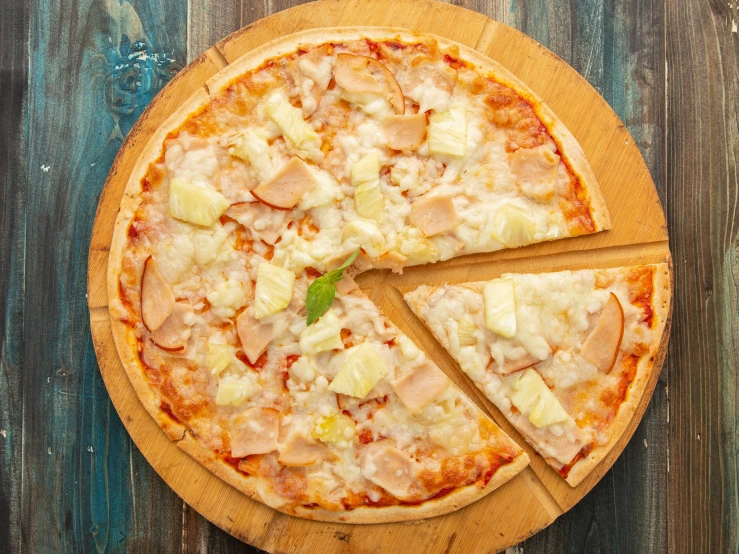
278,432,335,466
581,293,625,373
383,114,427,150
512,412,586,467
150,301,194,351
226,201,287,245
334,54,404,114
251,157,316,210
336,378,394,411
392,362,449,412
230,407,280,458
509,145,560,202
141,256,175,332
354,250,407,273
493,352,540,376
292,45,333,116
408,61,456,94
236,310,275,364
335,273,359,295
409,195,457,237
361,445,419,500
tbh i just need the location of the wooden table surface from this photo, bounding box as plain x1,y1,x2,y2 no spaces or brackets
0,0,736,552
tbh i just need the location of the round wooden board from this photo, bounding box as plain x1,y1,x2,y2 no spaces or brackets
87,0,673,552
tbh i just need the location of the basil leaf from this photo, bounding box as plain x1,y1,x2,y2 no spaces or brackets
305,248,360,325
306,278,337,325
335,247,361,273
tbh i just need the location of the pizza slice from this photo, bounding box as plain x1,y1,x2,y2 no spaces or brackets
403,264,670,485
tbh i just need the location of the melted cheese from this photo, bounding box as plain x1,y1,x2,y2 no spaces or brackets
410,77,452,113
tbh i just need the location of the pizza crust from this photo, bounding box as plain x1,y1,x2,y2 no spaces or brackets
108,88,212,442
565,261,672,485
106,27,619,521
177,430,529,523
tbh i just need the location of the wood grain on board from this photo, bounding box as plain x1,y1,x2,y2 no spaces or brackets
2,0,736,552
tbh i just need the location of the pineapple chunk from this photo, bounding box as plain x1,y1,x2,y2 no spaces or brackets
492,205,537,248
313,413,357,444
428,105,467,158
342,219,386,258
350,153,384,222
510,368,569,428
351,153,380,186
254,263,296,319
328,342,388,398
229,129,274,182
457,316,478,347
264,92,321,155
483,278,517,338
397,228,439,265
529,394,570,428
407,238,438,264
300,309,344,355
169,179,231,227
207,340,234,376
215,379,252,407
354,180,384,221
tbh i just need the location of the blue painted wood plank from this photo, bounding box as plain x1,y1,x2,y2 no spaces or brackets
0,3,29,553
20,0,187,551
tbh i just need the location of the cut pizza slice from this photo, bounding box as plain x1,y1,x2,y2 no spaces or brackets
403,264,670,486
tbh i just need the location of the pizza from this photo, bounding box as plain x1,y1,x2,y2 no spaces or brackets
106,27,632,522
403,264,670,485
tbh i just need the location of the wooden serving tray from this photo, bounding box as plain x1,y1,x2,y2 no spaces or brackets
87,0,672,551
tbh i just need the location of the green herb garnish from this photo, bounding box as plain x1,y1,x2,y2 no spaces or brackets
305,248,360,325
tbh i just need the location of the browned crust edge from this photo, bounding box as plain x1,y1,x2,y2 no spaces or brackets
177,431,530,523
107,89,212,443
564,262,671,485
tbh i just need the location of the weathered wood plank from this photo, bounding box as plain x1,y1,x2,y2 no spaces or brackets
0,3,29,554
187,0,243,62
666,0,739,552
20,0,188,551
